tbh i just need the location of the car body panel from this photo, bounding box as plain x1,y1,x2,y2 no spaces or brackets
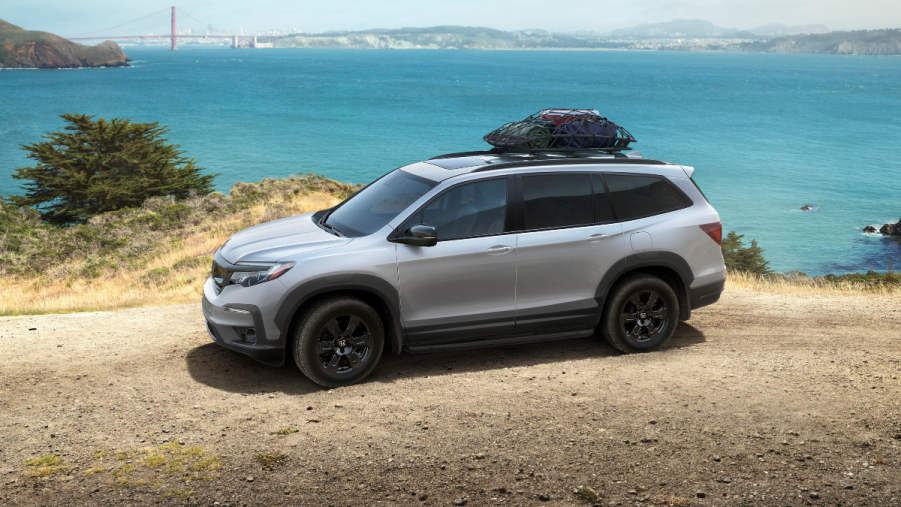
219,212,350,264
396,236,517,343
514,223,625,332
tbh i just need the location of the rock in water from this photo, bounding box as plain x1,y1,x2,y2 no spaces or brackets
863,225,878,233
0,18,130,69
800,205,813,211
880,218,901,236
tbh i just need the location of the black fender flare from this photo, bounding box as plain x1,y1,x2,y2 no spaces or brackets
274,274,406,355
595,252,695,320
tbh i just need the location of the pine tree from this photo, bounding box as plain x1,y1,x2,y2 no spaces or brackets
9,113,217,225
722,231,773,275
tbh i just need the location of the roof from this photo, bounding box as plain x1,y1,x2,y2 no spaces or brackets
402,150,679,182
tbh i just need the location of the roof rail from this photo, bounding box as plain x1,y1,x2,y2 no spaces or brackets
470,157,668,173
429,149,504,160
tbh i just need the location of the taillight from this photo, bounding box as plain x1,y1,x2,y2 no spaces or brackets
699,222,722,246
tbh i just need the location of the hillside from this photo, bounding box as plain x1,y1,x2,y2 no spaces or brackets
275,25,592,50
274,24,901,54
606,19,760,39
738,28,901,55
0,18,130,69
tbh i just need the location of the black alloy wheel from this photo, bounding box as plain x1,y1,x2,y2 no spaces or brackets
293,296,385,388
316,315,373,374
601,274,679,353
620,290,668,344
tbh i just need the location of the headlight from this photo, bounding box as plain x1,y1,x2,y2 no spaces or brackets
229,262,295,287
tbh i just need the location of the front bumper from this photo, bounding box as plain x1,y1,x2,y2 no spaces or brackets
202,281,286,367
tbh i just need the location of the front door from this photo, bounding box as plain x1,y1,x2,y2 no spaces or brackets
396,177,516,344
514,173,626,332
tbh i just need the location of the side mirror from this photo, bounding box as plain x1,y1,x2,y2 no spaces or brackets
399,224,438,247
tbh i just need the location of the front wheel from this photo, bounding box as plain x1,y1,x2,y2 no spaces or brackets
293,296,384,388
601,274,679,353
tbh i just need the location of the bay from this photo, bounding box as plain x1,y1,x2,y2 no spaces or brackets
1,47,900,275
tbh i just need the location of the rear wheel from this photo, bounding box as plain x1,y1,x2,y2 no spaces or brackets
601,274,679,353
293,296,384,388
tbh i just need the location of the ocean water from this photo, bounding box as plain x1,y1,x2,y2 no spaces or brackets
1,47,900,275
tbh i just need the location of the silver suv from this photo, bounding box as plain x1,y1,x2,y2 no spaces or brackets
203,151,726,387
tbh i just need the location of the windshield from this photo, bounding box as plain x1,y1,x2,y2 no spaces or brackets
325,170,437,237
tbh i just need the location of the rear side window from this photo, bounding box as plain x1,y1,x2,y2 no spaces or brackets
522,174,593,230
604,174,687,221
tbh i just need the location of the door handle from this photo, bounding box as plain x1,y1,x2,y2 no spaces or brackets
587,233,611,242
485,246,513,255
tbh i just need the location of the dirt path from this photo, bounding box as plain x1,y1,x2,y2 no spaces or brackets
1,289,900,506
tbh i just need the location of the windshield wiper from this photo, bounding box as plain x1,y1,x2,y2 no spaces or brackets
319,221,345,237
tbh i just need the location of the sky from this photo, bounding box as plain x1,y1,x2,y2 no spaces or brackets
5,0,900,35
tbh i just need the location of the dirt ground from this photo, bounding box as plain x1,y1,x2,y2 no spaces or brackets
1,289,900,507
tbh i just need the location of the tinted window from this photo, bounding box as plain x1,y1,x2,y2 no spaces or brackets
404,179,507,240
591,174,616,223
326,170,436,237
522,174,593,230
605,174,686,221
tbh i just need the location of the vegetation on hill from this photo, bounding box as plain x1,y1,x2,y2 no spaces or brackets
722,231,773,275
0,174,359,315
738,29,901,55
10,114,216,225
0,18,129,69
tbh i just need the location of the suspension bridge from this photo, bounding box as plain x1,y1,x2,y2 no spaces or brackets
64,6,290,50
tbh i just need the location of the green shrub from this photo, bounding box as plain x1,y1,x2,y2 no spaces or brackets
172,255,213,271
141,267,171,286
9,113,217,225
722,231,772,275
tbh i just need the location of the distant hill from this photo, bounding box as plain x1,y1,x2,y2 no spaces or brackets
739,29,901,55
748,23,831,37
275,25,593,49
0,18,130,69
605,19,761,39
274,23,901,55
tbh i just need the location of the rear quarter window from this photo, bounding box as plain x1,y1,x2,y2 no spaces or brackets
604,174,687,221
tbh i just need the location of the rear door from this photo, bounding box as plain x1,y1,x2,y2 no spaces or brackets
396,177,517,344
513,173,626,333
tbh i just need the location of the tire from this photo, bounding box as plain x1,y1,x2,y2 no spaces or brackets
601,274,679,353
292,296,384,388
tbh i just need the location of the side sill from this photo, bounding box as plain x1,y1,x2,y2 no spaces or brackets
404,328,594,354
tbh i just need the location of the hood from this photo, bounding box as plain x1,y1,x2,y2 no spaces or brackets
219,213,351,263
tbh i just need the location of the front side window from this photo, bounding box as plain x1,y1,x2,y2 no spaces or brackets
326,170,436,237
605,174,687,221
404,179,507,240
521,174,593,230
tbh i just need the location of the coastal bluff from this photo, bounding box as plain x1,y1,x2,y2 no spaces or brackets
0,19,129,69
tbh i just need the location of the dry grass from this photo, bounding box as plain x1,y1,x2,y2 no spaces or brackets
0,190,341,315
726,269,901,295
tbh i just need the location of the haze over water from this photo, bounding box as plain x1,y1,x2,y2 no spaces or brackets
1,47,899,275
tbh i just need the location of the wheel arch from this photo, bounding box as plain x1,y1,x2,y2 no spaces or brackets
596,253,694,321
275,275,405,356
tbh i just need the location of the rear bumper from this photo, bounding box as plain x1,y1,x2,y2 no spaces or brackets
689,277,725,311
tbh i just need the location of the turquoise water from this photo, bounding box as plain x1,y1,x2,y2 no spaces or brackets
2,47,900,275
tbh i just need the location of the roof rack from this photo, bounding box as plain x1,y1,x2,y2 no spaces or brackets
483,109,636,155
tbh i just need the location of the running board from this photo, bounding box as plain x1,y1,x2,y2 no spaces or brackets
404,328,594,354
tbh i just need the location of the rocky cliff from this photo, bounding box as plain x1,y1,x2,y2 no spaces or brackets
0,19,130,69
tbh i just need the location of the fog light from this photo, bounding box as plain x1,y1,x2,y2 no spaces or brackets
233,327,257,344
